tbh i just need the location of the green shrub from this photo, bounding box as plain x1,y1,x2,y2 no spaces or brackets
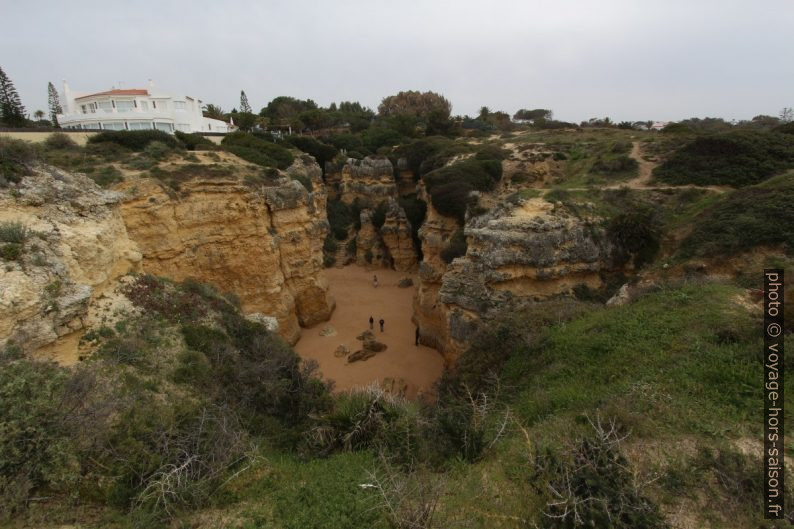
174,130,216,151
221,131,294,169
0,221,28,243
0,243,22,261
591,154,638,174
440,229,467,263
292,172,313,191
43,132,78,150
143,140,172,160
89,165,123,187
424,158,501,195
87,130,179,151
0,360,78,517
654,131,794,187
0,137,36,186
429,182,471,223
283,136,338,172
607,207,661,267
327,199,355,240
679,175,794,257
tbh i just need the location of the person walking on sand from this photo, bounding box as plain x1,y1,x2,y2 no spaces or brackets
369,316,374,330
373,274,379,288
415,327,420,346
379,318,385,332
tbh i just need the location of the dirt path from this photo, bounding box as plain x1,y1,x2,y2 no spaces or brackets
601,141,727,193
294,266,444,399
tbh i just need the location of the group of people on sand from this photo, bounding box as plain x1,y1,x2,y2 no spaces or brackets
369,274,421,346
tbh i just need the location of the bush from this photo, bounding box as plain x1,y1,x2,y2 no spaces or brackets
174,130,216,150
679,176,794,257
0,221,28,244
440,229,467,263
0,243,22,261
654,131,794,187
607,207,661,267
283,136,338,172
221,132,294,169
142,140,172,160
0,360,82,517
90,165,123,187
87,130,180,151
591,154,638,174
423,158,501,195
43,132,78,150
327,199,355,240
429,182,471,223
0,137,36,186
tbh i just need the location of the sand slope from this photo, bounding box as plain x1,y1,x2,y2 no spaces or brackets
294,266,444,398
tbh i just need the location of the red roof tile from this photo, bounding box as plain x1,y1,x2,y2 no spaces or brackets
75,89,149,99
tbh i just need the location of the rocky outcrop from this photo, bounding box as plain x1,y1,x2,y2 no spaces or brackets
120,156,334,344
355,209,389,268
414,195,609,362
337,156,397,207
0,165,141,360
380,198,417,272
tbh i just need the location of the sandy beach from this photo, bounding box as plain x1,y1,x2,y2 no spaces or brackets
294,265,445,399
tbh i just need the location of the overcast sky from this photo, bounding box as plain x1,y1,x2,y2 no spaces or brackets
2,0,792,123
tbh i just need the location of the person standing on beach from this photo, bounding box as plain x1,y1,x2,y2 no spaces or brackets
369,316,374,330
379,318,385,332
373,274,379,288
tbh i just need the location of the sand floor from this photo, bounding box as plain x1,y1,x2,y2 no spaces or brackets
294,266,444,399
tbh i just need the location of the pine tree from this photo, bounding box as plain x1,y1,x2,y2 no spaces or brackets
240,90,252,114
0,66,27,126
47,82,63,127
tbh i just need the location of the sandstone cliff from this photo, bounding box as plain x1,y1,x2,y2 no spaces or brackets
334,155,397,207
0,154,335,362
414,193,609,362
120,154,334,344
0,165,141,361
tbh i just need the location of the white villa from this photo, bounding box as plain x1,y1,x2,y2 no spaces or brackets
56,81,232,134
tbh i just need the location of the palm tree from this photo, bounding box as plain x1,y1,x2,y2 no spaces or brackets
34,109,45,120
202,103,226,121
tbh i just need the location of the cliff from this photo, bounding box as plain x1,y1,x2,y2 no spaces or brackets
0,154,335,362
120,154,334,344
414,194,609,362
334,155,398,207
0,165,141,361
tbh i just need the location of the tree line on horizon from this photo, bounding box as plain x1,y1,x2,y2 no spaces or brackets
1,64,792,134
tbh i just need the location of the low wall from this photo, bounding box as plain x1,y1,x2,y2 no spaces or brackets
0,129,225,146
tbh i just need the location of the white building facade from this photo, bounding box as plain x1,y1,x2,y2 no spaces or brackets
56,81,231,134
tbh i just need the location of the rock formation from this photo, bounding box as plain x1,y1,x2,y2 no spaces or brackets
120,155,334,344
414,195,610,362
380,198,417,272
1,154,336,362
0,165,141,360
336,155,397,207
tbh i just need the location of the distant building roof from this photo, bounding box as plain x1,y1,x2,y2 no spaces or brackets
75,89,149,100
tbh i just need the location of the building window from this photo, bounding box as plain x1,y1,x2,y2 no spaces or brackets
128,121,151,130
81,105,87,114
140,101,149,111
154,122,173,132
173,101,186,111
82,122,100,129
116,100,135,112
176,123,190,132
103,121,126,130
97,101,112,112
